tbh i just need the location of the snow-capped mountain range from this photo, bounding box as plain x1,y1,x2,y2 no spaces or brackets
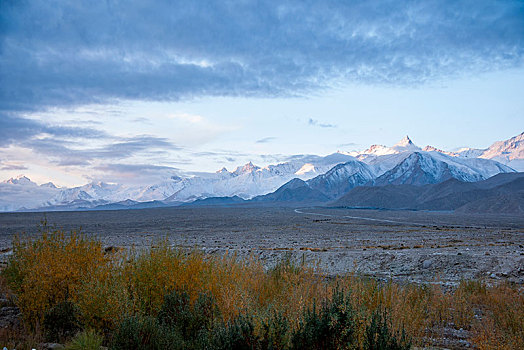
1,132,523,211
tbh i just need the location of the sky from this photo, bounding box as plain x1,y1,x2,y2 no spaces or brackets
1,0,523,187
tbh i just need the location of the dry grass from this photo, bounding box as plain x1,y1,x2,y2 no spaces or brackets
1,228,523,348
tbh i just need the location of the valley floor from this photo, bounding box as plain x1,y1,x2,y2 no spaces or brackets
0,207,522,285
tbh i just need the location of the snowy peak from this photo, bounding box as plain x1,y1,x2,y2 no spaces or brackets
373,151,514,187
0,175,61,211
41,182,58,189
350,136,421,164
374,152,464,186
215,167,232,179
359,144,396,156
477,132,524,171
295,163,316,176
423,145,442,152
395,135,414,147
306,160,375,199
423,145,456,156
320,152,358,164
3,175,35,186
392,135,420,152
455,147,485,158
232,162,260,176
480,131,524,161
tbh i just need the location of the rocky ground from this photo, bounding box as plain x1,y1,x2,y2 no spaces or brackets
0,206,523,348
0,206,523,286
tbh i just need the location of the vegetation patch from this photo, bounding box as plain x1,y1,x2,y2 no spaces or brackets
0,225,522,349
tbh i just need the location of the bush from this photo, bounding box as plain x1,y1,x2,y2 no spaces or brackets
291,288,356,350
110,316,182,350
157,289,219,349
74,263,129,335
158,290,213,333
260,312,290,350
66,329,104,350
210,315,259,350
2,226,106,327
364,311,411,350
43,301,82,343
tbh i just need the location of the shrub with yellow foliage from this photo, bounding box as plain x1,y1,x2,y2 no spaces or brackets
1,227,522,349
3,224,107,327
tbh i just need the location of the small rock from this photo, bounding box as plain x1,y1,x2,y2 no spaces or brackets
422,259,433,269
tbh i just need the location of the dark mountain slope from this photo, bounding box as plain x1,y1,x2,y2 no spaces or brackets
252,179,330,203
455,192,524,215
334,172,524,213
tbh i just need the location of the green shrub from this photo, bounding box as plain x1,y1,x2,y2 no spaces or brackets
364,311,411,350
43,300,82,343
210,315,260,350
291,288,356,350
260,312,290,350
158,289,218,337
66,329,104,350
110,316,182,350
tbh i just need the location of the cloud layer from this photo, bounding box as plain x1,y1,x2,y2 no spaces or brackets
0,0,523,185
1,0,523,113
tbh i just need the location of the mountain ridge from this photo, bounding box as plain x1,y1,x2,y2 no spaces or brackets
1,132,522,212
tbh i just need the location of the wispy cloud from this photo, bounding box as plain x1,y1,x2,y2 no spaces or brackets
192,150,250,158
89,163,180,184
20,135,181,167
256,137,277,144
0,161,27,171
132,117,152,124
0,113,108,148
308,118,336,128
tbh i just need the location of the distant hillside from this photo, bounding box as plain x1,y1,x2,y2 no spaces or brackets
93,200,176,211
455,192,524,215
182,195,246,207
251,178,330,204
333,172,524,214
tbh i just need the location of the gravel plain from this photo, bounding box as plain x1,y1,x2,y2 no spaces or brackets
0,206,523,286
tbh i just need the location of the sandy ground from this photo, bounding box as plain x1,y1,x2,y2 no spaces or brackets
0,206,523,286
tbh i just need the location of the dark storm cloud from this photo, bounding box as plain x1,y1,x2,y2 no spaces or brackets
1,0,523,113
